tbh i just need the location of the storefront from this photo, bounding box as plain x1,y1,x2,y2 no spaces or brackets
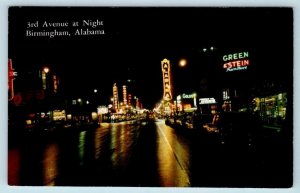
199,97,217,114
253,92,287,127
176,93,197,113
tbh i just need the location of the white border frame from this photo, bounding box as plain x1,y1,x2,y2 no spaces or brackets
1,1,299,193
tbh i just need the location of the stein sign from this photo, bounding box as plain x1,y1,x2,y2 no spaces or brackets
223,51,250,72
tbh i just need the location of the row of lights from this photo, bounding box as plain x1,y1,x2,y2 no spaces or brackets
202,46,216,52
76,88,99,105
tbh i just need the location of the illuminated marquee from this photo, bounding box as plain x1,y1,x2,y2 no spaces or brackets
223,51,250,72
161,59,172,101
199,98,216,104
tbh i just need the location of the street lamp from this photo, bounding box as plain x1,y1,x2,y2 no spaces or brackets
94,89,98,93
42,67,50,90
43,67,50,74
179,59,187,67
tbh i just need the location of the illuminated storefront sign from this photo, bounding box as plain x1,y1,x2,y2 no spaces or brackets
53,75,58,93
223,89,230,100
254,93,287,126
97,106,108,114
199,98,216,104
183,104,192,110
223,51,250,72
91,112,98,121
161,59,172,101
53,110,66,121
182,93,196,99
182,93,197,107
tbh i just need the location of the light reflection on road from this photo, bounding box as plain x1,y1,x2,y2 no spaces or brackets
8,149,20,185
78,131,86,166
109,122,139,168
156,120,191,187
110,124,118,167
43,143,59,186
94,123,110,159
8,120,192,186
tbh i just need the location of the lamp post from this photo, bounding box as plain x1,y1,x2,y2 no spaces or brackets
42,67,50,90
92,89,99,107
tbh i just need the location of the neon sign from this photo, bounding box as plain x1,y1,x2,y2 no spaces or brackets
122,85,127,105
199,98,216,104
8,59,17,101
223,51,250,72
182,93,196,99
113,83,119,109
161,59,172,101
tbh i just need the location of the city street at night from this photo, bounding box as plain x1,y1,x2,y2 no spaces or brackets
7,7,293,188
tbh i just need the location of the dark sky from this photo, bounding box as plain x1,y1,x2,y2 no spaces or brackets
8,7,293,108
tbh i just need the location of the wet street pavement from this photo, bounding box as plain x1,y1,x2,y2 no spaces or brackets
8,119,292,187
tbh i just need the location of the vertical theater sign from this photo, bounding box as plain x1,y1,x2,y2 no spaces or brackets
161,59,172,101
113,83,119,110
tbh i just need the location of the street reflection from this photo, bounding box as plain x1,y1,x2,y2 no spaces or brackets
110,122,137,168
9,121,191,186
8,149,20,185
78,131,86,165
110,124,119,167
43,143,59,186
119,123,136,166
120,125,126,161
156,122,190,186
94,123,110,159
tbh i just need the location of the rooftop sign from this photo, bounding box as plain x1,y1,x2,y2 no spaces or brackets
223,51,250,72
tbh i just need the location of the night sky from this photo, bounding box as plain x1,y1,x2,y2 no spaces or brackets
8,7,293,109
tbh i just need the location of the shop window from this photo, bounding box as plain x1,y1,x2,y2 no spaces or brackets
258,93,287,126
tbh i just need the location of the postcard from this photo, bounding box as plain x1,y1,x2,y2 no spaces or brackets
7,6,293,188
